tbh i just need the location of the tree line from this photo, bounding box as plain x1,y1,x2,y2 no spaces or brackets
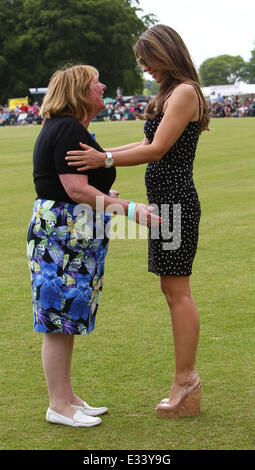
0,0,155,103
199,53,255,86
0,0,254,104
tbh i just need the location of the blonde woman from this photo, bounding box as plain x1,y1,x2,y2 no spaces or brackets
65,25,210,418
27,64,161,427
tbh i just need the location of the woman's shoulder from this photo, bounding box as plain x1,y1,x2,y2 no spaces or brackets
163,82,199,112
48,114,81,129
47,115,103,151
167,82,198,102
48,114,89,139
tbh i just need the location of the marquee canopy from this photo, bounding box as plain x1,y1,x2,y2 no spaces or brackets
202,83,255,97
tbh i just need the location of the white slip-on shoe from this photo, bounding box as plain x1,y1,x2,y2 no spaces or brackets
46,408,102,427
72,400,108,417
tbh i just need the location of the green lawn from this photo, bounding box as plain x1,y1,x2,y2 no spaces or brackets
0,117,255,450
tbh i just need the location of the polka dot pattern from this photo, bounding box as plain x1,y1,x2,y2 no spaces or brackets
144,113,201,276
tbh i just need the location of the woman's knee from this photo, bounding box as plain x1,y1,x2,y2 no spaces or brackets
160,276,191,308
160,279,176,307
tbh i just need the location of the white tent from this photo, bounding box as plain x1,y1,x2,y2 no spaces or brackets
202,83,255,98
29,88,48,94
239,83,255,94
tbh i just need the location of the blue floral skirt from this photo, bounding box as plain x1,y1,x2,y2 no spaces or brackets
27,199,111,334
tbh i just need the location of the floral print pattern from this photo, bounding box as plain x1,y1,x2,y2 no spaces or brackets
27,199,110,334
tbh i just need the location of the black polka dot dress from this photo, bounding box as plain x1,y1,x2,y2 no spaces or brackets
144,113,201,276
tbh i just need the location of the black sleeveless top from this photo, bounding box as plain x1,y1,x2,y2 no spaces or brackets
33,115,116,203
144,85,201,205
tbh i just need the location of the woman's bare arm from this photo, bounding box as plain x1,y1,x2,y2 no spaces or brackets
65,84,198,170
58,173,161,226
105,137,150,152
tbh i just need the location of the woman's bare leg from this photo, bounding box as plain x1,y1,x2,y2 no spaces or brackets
42,333,76,418
64,334,84,406
160,275,200,403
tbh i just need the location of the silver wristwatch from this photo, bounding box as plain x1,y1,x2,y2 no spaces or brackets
104,152,115,168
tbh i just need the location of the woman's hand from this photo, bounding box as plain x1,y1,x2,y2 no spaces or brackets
66,142,105,170
134,203,162,227
109,189,119,198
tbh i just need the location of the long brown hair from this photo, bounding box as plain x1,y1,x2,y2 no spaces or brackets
134,24,210,132
40,64,98,122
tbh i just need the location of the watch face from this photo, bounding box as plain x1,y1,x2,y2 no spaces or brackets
105,153,114,167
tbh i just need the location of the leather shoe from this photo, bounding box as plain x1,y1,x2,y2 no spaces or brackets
72,400,108,416
46,408,102,427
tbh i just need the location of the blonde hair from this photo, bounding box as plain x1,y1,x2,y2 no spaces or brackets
134,24,210,132
40,64,98,122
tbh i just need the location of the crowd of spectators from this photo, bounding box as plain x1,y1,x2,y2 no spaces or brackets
0,94,149,126
95,94,148,121
208,92,255,118
0,102,42,126
2,91,254,126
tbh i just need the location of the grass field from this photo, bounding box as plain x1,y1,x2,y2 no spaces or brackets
0,117,255,451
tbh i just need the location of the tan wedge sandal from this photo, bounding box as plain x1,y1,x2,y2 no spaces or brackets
155,374,201,418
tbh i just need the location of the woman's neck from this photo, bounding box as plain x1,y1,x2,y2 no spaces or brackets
80,118,91,129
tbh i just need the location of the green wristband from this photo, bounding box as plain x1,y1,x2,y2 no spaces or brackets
128,202,136,220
